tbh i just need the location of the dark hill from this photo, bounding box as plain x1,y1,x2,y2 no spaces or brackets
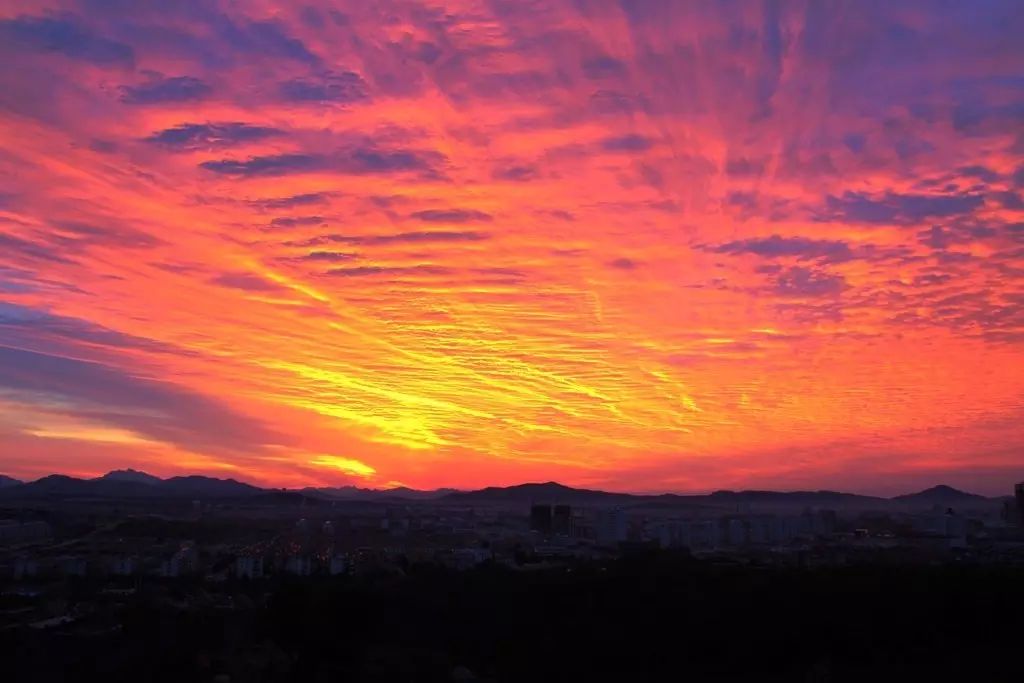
0,474,22,489
441,481,635,505
893,485,992,507
97,469,163,485
160,476,262,497
0,474,264,499
2,475,160,498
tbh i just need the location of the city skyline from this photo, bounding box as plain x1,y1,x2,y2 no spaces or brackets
1,1,1023,495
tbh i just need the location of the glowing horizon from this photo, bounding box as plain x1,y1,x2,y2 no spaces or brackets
1,1,1022,496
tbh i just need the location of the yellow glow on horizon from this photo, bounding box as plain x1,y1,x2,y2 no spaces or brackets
308,455,377,478
27,426,156,446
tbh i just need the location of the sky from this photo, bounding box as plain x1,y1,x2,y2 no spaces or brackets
0,0,1022,495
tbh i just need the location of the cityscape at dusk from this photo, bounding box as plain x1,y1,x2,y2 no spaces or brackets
1,1,1021,495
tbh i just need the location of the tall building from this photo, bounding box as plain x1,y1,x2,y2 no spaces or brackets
727,518,748,546
161,544,198,578
285,556,313,576
1015,482,1024,526
530,504,553,534
235,556,264,579
13,557,39,580
329,555,348,576
552,504,572,535
110,557,135,576
595,508,627,545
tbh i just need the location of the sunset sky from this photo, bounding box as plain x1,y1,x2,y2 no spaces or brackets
1,1,1022,494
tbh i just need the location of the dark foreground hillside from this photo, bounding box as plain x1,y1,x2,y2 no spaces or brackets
3,554,1021,682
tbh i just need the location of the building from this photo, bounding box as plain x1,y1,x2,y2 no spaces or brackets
13,556,39,580
595,508,627,545
1016,482,1024,526
110,557,135,576
913,509,966,537
329,555,347,576
530,504,553,534
812,510,838,536
450,548,491,570
285,555,313,576
686,520,721,549
783,514,811,539
60,556,88,577
235,556,264,579
727,518,748,546
160,543,199,578
552,505,573,536
657,513,835,550
747,516,777,545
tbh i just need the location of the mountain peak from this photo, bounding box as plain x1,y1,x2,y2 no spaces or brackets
0,474,23,489
510,481,575,491
98,469,163,485
161,475,260,496
893,484,986,503
921,484,962,494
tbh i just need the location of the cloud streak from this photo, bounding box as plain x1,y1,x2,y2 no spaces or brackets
145,122,282,150
120,75,211,104
201,147,444,177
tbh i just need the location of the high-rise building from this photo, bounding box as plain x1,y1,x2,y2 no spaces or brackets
235,556,264,579
110,557,135,576
285,556,313,576
13,557,39,580
1015,482,1024,526
329,556,348,576
552,504,572,535
727,518,748,546
595,508,627,545
161,543,198,578
530,504,553,533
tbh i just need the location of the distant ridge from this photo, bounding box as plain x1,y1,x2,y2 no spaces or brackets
160,475,261,497
438,482,871,509
707,489,886,504
303,485,457,501
6,474,160,498
439,482,887,505
0,472,262,499
96,469,163,485
441,481,634,505
0,474,23,489
892,485,989,506
0,472,1006,508
440,481,999,510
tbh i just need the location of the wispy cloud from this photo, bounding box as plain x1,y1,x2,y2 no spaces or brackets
201,146,443,177
120,75,211,104
145,122,282,150
291,231,489,247
0,14,133,65
279,71,368,103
